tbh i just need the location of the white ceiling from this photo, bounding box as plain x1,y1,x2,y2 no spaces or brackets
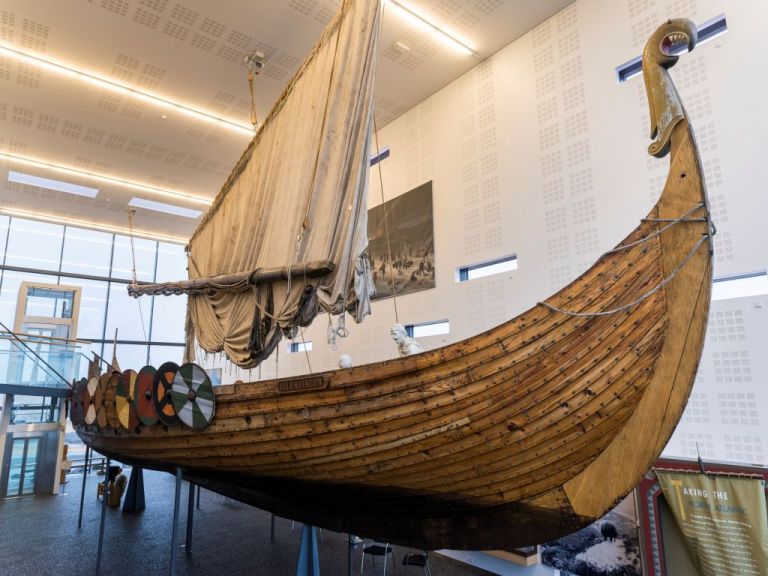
0,0,574,243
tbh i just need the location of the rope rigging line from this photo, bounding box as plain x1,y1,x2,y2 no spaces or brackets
540,233,709,318
126,208,149,343
373,115,400,324
604,202,706,255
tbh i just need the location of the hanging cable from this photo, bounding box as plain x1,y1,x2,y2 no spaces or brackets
126,207,149,343
373,115,400,324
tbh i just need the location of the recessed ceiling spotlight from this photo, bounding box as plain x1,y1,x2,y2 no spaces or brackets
395,40,411,51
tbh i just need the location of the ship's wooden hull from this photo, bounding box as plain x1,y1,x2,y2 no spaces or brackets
77,119,711,549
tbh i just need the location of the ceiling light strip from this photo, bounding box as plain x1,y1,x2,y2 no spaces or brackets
0,44,255,137
0,207,188,245
0,152,211,206
387,0,478,57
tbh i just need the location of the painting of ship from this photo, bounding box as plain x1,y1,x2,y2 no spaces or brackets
72,0,713,551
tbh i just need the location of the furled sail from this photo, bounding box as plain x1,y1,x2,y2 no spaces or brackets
162,0,380,367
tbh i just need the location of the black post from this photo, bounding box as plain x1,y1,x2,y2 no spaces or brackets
122,467,145,513
185,483,195,555
77,446,90,529
169,468,183,576
196,484,201,510
348,534,353,576
270,514,276,543
95,457,110,576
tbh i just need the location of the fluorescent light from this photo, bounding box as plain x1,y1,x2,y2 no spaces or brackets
387,0,477,56
0,207,188,244
0,151,211,206
8,170,98,198
128,197,202,219
0,43,254,137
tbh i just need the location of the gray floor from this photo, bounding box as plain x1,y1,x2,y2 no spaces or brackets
0,467,493,576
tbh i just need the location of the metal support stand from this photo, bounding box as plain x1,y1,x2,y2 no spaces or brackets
295,524,320,576
169,468,183,576
185,483,195,555
95,456,110,576
77,446,90,529
122,466,145,513
270,514,276,543
196,484,201,509
348,534,354,576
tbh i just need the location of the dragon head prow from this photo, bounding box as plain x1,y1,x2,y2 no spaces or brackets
643,19,698,157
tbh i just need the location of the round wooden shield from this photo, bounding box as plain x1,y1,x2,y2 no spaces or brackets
153,361,180,426
95,373,109,429
104,372,120,429
117,369,140,430
172,363,216,429
84,376,98,425
136,365,159,427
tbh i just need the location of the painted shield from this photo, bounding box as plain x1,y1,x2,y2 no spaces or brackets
136,365,159,427
171,363,216,429
153,361,180,426
94,373,109,429
83,376,98,425
116,369,140,430
105,372,120,429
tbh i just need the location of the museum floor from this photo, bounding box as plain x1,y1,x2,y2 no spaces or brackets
0,468,494,576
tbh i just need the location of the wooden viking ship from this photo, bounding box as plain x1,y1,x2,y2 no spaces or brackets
74,1,713,551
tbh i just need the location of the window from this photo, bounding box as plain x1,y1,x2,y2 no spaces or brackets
288,341,312,353
616,14,727,82
406,320,449,338
457,254,517,282
370,147,390,167
5,219,64,271
111,235,157,282
104,282,152,341
150,294,187,343
61,228,113,277
712,271,768,301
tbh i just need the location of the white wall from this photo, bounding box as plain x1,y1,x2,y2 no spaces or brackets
206,0,768,467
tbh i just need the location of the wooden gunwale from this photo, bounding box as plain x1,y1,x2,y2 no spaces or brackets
89,248,664,463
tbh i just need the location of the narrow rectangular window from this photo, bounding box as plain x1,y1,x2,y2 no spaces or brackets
616,14,727,83
405,320,450,338
457,254,517,282
712,271,768,301
288,341,312,353
370,147,390,167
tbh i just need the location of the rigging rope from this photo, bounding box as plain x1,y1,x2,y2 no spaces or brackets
604,203,705,254
247,70,259,129
540,234,709,317
126,208,149,343
373,115,400,324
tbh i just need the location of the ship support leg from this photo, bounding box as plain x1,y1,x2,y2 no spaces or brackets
169,467,183,576
185,482,195,555
295,524,320,576
77,446,90,529
95,457,110,576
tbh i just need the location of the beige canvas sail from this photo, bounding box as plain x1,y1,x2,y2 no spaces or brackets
184,0,382,367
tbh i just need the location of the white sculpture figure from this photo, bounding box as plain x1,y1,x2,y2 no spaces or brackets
390,323,424,357
338,354,353,369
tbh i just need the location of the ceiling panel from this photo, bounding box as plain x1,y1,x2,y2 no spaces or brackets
0,0,574,241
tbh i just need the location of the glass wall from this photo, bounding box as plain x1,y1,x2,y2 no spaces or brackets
0,216,186,370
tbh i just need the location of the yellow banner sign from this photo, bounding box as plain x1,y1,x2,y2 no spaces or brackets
656,471,768,576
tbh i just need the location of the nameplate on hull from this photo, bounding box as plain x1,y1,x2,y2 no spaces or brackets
277,376,328,394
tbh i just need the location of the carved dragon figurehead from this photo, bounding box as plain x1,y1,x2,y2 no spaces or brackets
643,18,698,158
